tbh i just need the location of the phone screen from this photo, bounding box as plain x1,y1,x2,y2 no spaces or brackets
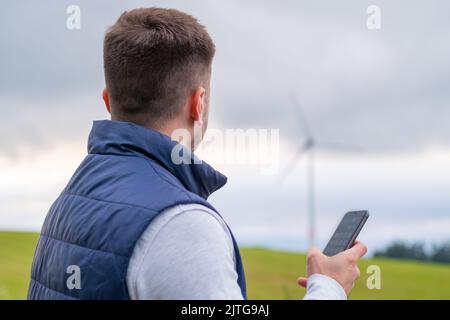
323,211,369,256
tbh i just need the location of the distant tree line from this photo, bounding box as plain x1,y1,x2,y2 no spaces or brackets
374,240,450,264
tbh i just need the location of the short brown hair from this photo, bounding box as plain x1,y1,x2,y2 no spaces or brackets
103,8,215,127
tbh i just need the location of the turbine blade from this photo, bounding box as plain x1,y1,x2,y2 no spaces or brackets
278,142,311,184
288,92,313,139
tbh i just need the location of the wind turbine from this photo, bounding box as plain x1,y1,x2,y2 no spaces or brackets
280,93,363,249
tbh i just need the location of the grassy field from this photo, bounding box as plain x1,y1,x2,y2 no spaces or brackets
1,231,449,299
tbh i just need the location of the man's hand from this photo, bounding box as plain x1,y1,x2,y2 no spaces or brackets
297,241,368,296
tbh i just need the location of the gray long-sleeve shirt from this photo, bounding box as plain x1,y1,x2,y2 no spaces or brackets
126,203,346,300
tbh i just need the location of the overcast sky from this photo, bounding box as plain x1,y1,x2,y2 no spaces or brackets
1,0,449,253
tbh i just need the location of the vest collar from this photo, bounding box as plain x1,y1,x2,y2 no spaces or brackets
88,120,227,200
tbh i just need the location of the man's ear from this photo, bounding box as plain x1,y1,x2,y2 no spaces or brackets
189,86,206,124
102,88,111,114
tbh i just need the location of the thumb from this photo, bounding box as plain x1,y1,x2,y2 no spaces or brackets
346,241,368,259
297,277,308,288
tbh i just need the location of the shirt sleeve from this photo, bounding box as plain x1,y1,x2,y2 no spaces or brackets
303,274,347,300
126,203,244,300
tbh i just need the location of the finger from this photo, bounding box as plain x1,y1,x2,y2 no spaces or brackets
346,241,368,259
307,247,322,259
297,277,308,288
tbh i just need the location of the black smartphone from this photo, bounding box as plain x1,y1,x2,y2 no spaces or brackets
323,211,369,256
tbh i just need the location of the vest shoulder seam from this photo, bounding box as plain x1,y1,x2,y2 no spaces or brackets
62,192,160,214
39,233,129,258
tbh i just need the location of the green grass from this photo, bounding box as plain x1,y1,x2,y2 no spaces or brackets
241,247,450,299
1,232,449,299
0,231,38,299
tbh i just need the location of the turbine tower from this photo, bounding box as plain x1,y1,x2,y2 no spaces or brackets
280,93,362,249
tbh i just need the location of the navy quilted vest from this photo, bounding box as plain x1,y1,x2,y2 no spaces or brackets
27,120,247,299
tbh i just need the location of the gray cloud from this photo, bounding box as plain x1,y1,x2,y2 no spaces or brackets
1,0,450,155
